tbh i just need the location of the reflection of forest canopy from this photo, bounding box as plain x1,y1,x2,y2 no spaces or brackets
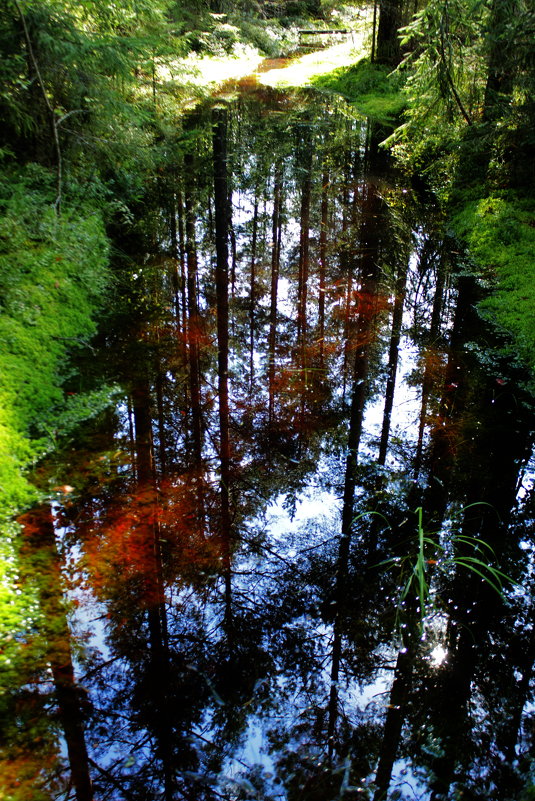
1,2,535,800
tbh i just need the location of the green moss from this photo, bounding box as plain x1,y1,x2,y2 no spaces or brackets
451,192,535,375
311,58,406,124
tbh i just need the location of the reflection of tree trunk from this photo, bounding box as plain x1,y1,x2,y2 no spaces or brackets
229,206,237,311
426,272,529,798
497,603,535,767
373,646,414,801
328,181,383,760
169,183,182,328
132,380,154,484
340,156,352,401
341,272,353,402
297,132,312,357
297,132,312,439
155,337,167,474
414,243,446,478
184,152,203,468
213,107,232,626
132,377,174,801
318,166,329,370
249,195,259,389
429,626,475,801
496,600,535,788
177,188,188,337
22,506,94,801
268,163,283,425
378,261,408,465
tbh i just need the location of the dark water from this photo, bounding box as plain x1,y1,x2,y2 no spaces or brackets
12,80,535,801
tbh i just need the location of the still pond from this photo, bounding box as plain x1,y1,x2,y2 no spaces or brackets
11,69,535,801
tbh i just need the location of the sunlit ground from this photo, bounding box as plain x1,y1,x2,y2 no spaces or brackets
172,43,262,89
258,36,368,88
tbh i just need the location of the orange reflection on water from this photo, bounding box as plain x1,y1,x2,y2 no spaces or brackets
79,471,224,608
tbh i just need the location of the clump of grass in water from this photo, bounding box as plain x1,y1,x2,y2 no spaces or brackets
378,504,513,641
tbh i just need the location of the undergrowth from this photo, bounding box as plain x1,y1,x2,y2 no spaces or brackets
451,191,535,378
311,58,406,125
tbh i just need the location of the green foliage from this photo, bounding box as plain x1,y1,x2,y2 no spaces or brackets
312,58,406,124
451,192,535,374
383,0,487,186
230,15,300,57
380,0,535,382
0,165,109,444
0,160,110,587
379,505,512,640
386,0,535,191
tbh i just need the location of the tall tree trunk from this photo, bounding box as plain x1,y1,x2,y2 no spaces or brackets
297,129,313,440
378,261,408,465
373,646,414,801
184,152,203,469
328,180,383,760
414,242,447,478
297,129,312,357
132,376,174,801
375,0,403,66
177,188,188,338
340,153,352,402
169,183,182,329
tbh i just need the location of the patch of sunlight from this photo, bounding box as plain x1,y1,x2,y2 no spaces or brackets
429,644,448,667
163,44,262,90
258,30,368,89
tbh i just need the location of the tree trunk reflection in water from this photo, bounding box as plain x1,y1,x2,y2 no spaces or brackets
184,149,204,470
378,261,408,466
21,507,94,801
318,157,329,371
328,174,384,761
249,193,259,390
132,376,174,801
212,105,233,627
268,161,283,427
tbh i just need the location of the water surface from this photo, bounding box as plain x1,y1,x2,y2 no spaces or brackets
12,79,535,801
